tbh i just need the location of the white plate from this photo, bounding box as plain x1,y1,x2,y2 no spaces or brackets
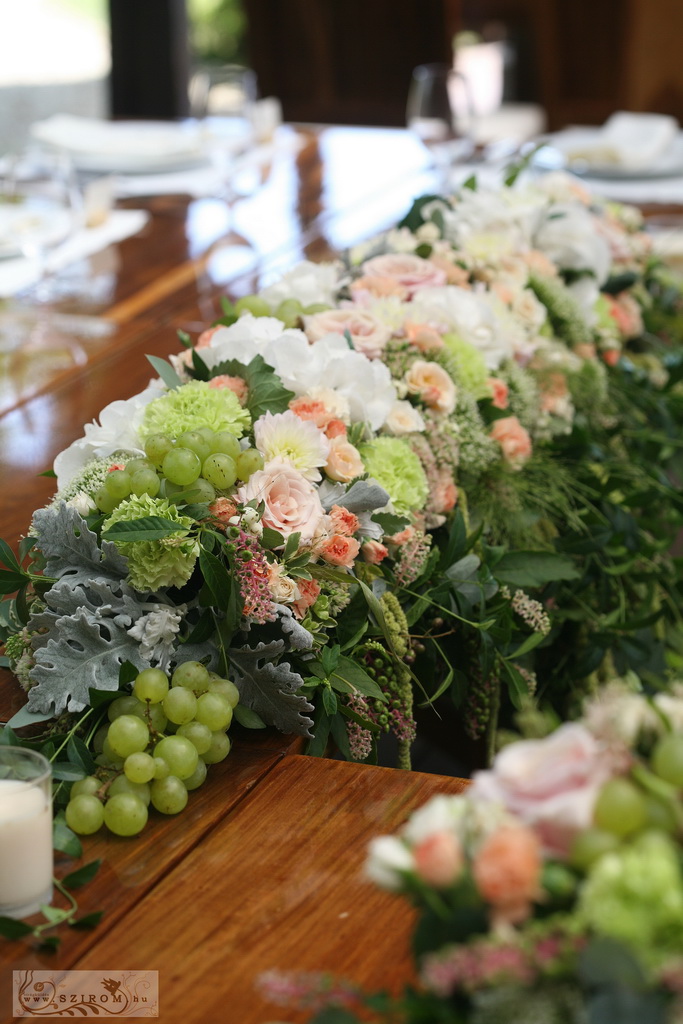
533,129,683,180
31,118,209,175
0,198,73,259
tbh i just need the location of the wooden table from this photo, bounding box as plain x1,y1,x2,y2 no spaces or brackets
0,124,469,1022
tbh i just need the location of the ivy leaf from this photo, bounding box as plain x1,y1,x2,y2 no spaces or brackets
69,911,104,930
229,640,314,736
62,859,102,889
0,917,33,939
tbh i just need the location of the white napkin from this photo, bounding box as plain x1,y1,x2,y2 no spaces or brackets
0,209,149,298
31,115,202,162
559,112,679,170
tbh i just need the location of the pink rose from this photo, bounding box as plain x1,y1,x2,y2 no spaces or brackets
236,457,324,542
325,436,364,483
405,360,457,415
362,540,389,564
489,416,532,469
303,308,391,360
469,723,613,857
414,832,464,889
318,534,360,567
361,252,447,297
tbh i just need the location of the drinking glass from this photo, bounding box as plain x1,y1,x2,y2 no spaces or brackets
190,64,258,193
0,746,53,919
406,63,475,192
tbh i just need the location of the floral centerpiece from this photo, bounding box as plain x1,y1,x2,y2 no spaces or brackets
1,169,683,840
260,683,683,1023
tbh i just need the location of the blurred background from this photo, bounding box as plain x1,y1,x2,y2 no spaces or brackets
2,0,683,148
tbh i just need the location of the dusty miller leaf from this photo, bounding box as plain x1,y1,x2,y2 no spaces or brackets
32,503,128,586
229,640,314,737
273,605,315,651
321,479,389,514
27,607,148,714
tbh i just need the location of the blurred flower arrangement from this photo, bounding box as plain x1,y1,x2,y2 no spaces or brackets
260,684,683,1023
1,169,683,781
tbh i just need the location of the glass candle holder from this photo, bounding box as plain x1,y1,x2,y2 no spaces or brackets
0,746,53,919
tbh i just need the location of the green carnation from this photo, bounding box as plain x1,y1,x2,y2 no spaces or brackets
577,832,683,965
442,332,490,398
140,380,251,441
105,494,200,591
360,436,428,515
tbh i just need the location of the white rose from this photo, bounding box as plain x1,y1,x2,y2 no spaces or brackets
384,400,426,435
259,260,342,309
534,203,611,284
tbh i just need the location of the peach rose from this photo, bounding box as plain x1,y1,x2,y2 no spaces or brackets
489,416,532,469
350,274,407,302
404,321,444,353
325,436,364,483
469,723,614,857
325,418,347,439
289,396,333,430
405,360,457,415
328,505,360,537
487,378,509,410
303,308,391,360
197,326,221,348
473,824,541,924
362,540,389,564
209,497,238,527
387,526,415,546
318,534,360,567
384,400,426,436
361,252,447,297
414,831,464,889
208,375,249,405
291,577,322,619
427,253,471,287
267,563,301,604
236,457,324,542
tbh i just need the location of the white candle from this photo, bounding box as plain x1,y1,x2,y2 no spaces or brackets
0,778,53,914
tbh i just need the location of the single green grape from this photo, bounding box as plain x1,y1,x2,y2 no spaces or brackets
652,733,683,788
234,294,271,318
103,793,149,836
275,298,303,327
163,687,198,725
66,794,105,835
154,735,199,780
196,426,216,443
125,457,156,475
177,430,212,464
202,453,237,490
153,756,170,780
105,469,133,499
94,487,119,514
202,731,231,765
133,667,169,704
180,477,216,504
644,794,678,833
207,431,241,460
235,448,264,481
177,720,213,754
593,777,647,837
171,661,210,693
569,828,620,871
195,691,233,731
144,433,174,468
101,737,125,767
131,701,168,733
130,468,161,497
124,751,157,785
162,447,202,486
70,776,101,799
207,675,240,708
150,775,189,814
108,774,152,806
183,759,208,792
108,694,145,722
107,714,150,759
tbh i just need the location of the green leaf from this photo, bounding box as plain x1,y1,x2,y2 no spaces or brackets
37,936,61,952
261,527,285,550
40,904,68,925
67,736,97,776
199,547,232,611
62,859,102,889
6,706,54,729
0,538,20,571
0,916,33,939
233,704,267,729
283,531,302,560
209,354,294,420
306,702,332,757
370,512,409,534
494,551,581,588
462,174,477,190
329,711,351,759
508,631,546,659
39,468,57,478
322,687,338,716
0,570,29,595
146,355,183,391
0,726,19,746
177,328,192,347
501,660,529,710
102,516,187,543
69,911,104,930
191,348,210,381
53,813,82,858
330,656,387,702
52,762,87,782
